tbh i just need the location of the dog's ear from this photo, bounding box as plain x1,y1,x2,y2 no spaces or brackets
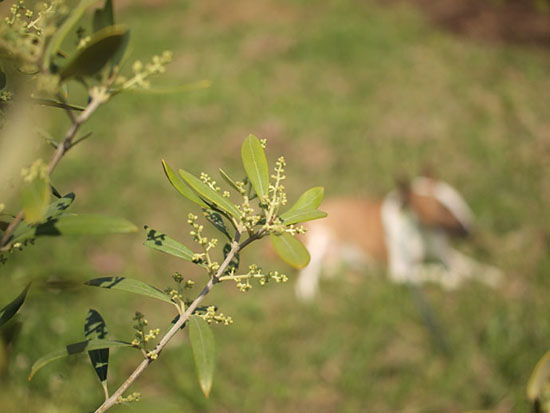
420,163,436,180
395,174,411,205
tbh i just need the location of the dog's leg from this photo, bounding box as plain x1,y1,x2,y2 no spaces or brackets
295,228,331,302
444,249,503,288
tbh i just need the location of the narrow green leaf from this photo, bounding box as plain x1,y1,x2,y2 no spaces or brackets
93,0,114,32
31,98,85,111
9,214,137,243
281,187,325,219
280,209,327,226
85,276,173,304
162,160,209,209
527,351,550,401
29,339,132,381
143,226,195,262
179,169,241,218
21,175,50,224
204,210,231,240
84,309,109,383
241,134,269,200
59,25,128,80
189,315,215,398
218,168,241,193
44,0,96,71
270,233,310,269
0,283,31,328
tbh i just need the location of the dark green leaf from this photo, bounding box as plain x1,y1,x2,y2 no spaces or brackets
59,25,128,80
85,277,173,304
161,160,209,209
84,309,109,383
93,0,114,32
280,209,327,226
281,187,325,219
29,339,132,381
0,69,6,90
110,29,129,69
179,169,241,218
241,134,269,200
45,193,75,219
528,351,550,402
0,283,30,328
270,233,310,269
204,210,231,240
143,227,195,262
189,315,215,398
21,175,50,224
44,0,96,70
31,98,85,111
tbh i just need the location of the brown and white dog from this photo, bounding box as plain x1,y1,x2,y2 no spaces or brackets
296,176,502,301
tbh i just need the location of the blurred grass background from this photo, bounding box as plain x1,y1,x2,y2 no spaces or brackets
1,0,550,411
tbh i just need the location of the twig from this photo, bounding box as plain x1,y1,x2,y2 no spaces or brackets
0,91,106,250
94,234,253,413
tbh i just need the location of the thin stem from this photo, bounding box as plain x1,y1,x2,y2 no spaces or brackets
0,90,106,250
94,234,251,413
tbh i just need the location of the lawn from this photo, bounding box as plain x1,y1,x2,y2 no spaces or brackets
1,0,549,411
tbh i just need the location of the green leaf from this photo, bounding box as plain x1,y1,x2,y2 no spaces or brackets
270,233,310,269
179,169,241,219
93,0,114,32
85,276,173,304
11,214,136,242
280,209,327,226
84,309,109,383
189,315,215,398
29,339,132,381
59,25,128,80
161,160,209,209
21,175,50,224
0,283,31,328
527,351,550,401
143,226,195,262
218,168,241,193
0,69,6,90
31,98,85,111
45,193,75,219
241,134,269,200
204,210,231,240
44,0,97,71
281,187,325,219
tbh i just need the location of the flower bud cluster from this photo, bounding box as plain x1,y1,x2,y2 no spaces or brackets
131,312,159,350
200,172,221,192
199,305,233,326
220,264,288,292
188,213,220,275
115,51,172,90
117,392,141,404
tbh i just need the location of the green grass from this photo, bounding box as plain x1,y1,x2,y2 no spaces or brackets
1,0,550,411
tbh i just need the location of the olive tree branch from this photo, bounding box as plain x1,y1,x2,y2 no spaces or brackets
0,89,108,250
94,231,263,413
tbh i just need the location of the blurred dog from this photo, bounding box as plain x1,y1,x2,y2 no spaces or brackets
296,176,502,301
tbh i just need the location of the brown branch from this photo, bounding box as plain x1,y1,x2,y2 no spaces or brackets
94,233,256,412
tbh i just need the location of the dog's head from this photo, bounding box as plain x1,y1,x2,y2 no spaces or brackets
399,176,473,237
